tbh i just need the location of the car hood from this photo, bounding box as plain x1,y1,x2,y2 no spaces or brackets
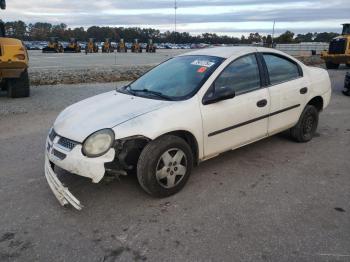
54,91,172,142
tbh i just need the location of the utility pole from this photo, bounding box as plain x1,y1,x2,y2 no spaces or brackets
272,20,276,47
174,0,177,44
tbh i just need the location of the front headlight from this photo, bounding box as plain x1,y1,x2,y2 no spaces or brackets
82,129,115,157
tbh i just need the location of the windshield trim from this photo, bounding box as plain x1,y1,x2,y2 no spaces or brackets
116,55,225,101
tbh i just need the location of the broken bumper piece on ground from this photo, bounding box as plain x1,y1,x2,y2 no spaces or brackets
44,156,83,210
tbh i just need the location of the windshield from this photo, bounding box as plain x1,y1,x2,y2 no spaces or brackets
122,55,224,100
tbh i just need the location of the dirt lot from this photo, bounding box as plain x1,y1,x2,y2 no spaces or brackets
0,69,349,261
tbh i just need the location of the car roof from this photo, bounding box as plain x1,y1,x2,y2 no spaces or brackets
177,46,282,59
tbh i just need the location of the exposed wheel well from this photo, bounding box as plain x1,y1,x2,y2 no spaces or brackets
307,96,323,112
162,130,199,166
108,131,200,174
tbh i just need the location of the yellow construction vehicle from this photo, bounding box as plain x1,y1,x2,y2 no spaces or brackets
64,38,81,53
102,38,114,53
42,37,64,53
321,24,350,69
131,39,142,53
0,0,30,98
85,38,99,54
146,39,156,53
116,38,127,53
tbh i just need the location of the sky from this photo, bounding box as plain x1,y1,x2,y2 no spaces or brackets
2,0,350,36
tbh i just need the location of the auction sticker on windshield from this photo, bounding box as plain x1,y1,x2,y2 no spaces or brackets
191,60,215,67
197,66,207,73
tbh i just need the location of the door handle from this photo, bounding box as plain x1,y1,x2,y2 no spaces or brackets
256,99,267,107
300,87,308,94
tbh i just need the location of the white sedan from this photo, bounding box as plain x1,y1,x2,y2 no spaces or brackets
45,47,331,209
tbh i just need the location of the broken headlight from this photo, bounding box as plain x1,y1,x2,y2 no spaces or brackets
82,129,115,157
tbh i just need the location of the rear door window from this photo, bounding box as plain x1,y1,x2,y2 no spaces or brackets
263,54,301,85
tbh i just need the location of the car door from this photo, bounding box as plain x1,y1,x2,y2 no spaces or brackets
200,53,270,158
261,53,309,135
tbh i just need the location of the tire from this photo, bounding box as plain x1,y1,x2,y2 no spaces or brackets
346,63,350,68
137,135,193,197
325,61,339,69
290,105,319,142
343,90,350,96
7,70,30,98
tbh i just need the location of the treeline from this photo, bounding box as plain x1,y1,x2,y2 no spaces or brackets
4,21,340,43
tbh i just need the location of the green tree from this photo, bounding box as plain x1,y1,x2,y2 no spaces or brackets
314,32,339,42
248,32,262,43
275,30,295,43
87,26,116,41
5,20,26,39
29,22,52,40
295,32,315,42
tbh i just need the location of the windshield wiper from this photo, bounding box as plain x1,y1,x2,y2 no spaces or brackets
116,84,132,93
128,88,173,101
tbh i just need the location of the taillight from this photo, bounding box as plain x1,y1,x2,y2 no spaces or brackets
15,54,26,60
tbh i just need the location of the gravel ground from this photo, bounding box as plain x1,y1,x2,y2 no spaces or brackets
0,69,349,262
27,50,324,86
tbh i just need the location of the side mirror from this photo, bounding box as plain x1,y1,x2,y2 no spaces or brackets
203,85,235,105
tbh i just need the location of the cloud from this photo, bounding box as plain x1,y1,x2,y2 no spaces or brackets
2,0,349,35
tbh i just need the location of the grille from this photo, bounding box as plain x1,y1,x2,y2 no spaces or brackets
328,39,347,54
49,129,57,141
53,149,66,160
58,137,78,151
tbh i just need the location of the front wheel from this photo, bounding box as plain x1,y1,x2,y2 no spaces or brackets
137,135,193,197
290,105,319,142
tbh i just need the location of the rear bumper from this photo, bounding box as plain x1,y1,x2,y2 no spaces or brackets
321,88,332,110
0,62,27,78
0,68,26,78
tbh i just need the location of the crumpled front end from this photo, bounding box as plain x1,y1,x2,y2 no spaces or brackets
44,128,115,209
44,155,83,210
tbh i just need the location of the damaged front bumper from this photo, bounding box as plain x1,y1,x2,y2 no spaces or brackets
44,129,115,209
44,155,83,210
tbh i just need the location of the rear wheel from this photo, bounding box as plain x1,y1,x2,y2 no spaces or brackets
137,135,193,197
325,61,339,69
7,69,30,98
290,105,319,142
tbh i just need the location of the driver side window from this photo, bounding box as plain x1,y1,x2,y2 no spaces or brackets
214,54,261,95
